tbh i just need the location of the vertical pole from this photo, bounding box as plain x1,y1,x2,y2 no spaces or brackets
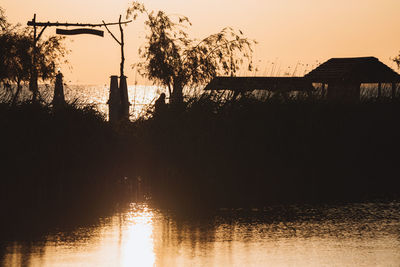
118,15,130,120
33,15,38,102
321,83,326,98
119,15,124,78
29,14,39,102
378,83,381,99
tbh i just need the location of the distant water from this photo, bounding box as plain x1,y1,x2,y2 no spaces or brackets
8,84,165,120
62,84,165,120
1,201,400,266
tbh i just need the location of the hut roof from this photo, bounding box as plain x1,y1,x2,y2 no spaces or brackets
203,77,313,91
304,57,400,83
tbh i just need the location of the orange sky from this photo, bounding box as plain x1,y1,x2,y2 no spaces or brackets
2,0,400,85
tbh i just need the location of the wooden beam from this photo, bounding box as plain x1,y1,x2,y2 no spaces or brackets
56,28,104,37
102,21,121,45
27,20,132,27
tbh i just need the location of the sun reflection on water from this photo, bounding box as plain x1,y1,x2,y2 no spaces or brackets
2,202,400,266
120,204,155,267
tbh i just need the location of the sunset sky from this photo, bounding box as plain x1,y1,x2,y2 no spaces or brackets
2,0,400,85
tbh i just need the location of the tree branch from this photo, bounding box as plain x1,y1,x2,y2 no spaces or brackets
186,38,250,77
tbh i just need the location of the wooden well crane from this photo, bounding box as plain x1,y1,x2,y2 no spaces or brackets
27,14,132,121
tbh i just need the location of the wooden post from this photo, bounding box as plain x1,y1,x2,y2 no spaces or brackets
378,83,382,99
119,75,130,120
103,16,130,120
118,15,130,120
108,75,121,122
119,15,124,78
29,14,39,102
102,16,126,78
28,14,49,102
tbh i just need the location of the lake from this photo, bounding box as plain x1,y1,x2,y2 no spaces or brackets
57,84,164,120
1,201,400,266
33,83,201,120
7,83,165,120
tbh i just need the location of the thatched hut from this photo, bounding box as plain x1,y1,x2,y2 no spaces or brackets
305,57,400,101
204,77,313,93
204,57,400,101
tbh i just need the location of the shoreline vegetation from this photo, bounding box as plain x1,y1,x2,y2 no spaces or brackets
1,2,400,221
1,90,400,219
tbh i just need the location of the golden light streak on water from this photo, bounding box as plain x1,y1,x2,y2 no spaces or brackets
1,204,156,267
2,202,400,266
120,204,155,267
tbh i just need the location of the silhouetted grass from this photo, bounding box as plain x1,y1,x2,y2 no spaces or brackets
2,90,400,216
132,92,400,210
0,100,141,224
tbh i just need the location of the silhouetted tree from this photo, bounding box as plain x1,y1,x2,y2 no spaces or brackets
0,7,9,30
0,30,30,103
393,52,400,70
0,7,67,103
127,2,255,104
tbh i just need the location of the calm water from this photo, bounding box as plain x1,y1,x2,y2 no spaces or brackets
10,83,165,120
1,202,400,266
33,83,197,120
60,84,164,120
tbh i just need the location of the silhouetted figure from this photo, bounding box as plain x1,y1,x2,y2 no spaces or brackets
154,93,166,116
